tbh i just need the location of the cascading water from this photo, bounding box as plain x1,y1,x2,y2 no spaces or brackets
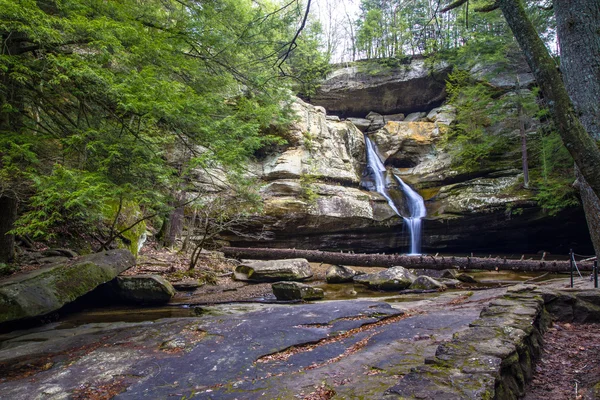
394,175,426,255
364,136,426,255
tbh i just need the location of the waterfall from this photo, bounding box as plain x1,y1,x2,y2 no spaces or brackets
364,136,426,255
364,136,401,215
394,175,426,255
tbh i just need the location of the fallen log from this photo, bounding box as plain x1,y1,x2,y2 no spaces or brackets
221,247,594,272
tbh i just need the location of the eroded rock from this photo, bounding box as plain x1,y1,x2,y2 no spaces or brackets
353,266,416,290
326,265,359,283
113,275,176,305
311,58,451,116
233,259,313,282
272,281,324,301
0,250,135,324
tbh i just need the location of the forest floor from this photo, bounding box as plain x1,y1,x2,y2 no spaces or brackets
523,321,600,400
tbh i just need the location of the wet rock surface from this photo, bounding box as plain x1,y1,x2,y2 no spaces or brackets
0,279,598,399
271,281,324,300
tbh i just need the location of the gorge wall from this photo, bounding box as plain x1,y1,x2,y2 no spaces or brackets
224,58,592,255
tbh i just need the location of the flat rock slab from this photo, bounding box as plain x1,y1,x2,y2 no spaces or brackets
0,292,489,400
234,258,313,282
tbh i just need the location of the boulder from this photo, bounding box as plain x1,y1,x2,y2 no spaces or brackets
404,112,427,122
346,117,372,132
365,112,385,131
0,249,135,324
383,113,405,122
113,275,176,304
272,281,324,301
233,259,313,282
441,269,477,283
326,265,358,283
409,276,447,290
353,266,416,290
426,105,456,125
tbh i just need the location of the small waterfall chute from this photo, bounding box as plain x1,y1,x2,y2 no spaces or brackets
394,175,426,255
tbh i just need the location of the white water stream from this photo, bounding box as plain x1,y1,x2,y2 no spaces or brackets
364,136,426,255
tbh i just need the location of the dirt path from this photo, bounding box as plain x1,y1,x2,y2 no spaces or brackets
524,322,600,400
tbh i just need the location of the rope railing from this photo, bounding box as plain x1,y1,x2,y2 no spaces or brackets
570,249,599,288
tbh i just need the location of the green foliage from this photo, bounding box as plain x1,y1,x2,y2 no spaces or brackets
443,68,578,215
299,173,320,204
443,69,513,171
0,262,18,276
284,20,331,100
0,0,302,248
531,129,579,215
352,0,555,61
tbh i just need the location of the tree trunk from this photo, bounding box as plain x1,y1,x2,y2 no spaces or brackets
159,192,185,248
518,95,529,188
554,0,600,258
498,0,600,199
0,195,17,263
574,171,600,258
221,247,592,272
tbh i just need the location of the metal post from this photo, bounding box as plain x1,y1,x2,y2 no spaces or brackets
570,249,574,288
594,260,598,289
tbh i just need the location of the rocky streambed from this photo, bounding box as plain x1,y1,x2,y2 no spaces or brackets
1,260,599,400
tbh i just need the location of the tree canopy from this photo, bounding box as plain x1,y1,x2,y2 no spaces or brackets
0,0,317,261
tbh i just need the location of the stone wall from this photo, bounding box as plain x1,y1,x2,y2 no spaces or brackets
384,284,600,399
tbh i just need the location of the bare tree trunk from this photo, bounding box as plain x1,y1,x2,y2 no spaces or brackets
554,0,600,257
0,195,17,263
159,192,185,248
518,99,529,188
222,247,590,272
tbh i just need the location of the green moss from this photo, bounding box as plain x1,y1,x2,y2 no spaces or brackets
104,200,146,257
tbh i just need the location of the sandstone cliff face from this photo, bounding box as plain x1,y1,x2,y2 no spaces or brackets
234,98,405,253
310,58,451,117
225,65,591,254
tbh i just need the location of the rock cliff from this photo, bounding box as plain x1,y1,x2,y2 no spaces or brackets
309,58,451,117
224,62,592,255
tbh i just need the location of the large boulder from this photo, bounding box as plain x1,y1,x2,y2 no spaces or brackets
233,259,313,282
353,266,416,290
326,265,359,283
112,275,176,305
441,269,477,283
272,281,324,301
0,249,135,324
409,276,447,290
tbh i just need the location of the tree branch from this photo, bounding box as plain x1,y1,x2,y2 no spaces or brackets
277,0,312,73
